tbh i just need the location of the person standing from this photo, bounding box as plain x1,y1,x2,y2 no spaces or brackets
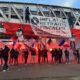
30,48,36,64
58,48,63,64
42,47,48,63
55,49,59,64
2,45,10,72
0,48,3,66
23,47,29,64
14,49,19,65
9,47,15,65
50,49,55,63
64,49,69,64
38,48,42,64
25,7,30,23
76,49,80,64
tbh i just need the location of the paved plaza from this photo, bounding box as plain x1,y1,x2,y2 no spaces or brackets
0,63,80,80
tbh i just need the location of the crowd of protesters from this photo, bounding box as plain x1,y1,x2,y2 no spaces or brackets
0,43,80,72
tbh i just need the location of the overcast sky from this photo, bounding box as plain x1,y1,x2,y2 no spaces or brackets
0,0,80,8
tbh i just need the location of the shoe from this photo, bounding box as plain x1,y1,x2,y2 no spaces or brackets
6,68,9,70
2,70,6,72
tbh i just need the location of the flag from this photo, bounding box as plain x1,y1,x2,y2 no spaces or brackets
59,39,65,46
13,41,16,46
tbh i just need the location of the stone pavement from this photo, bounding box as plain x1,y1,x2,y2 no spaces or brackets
0,63,80,80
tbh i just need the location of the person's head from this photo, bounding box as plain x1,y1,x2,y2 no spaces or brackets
26,7,29,10
5,45,7,48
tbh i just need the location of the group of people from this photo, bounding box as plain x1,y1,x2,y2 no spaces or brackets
0,44,80,72
50,48,80,64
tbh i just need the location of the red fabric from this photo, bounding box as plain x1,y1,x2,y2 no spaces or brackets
71,29,80,38
1,22,80,39
2,22,34,36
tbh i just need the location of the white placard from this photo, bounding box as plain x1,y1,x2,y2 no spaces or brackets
30,15,71,38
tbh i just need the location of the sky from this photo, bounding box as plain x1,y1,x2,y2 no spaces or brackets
0,0,80,8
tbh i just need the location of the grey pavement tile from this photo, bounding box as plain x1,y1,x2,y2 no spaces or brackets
0,64,80,80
